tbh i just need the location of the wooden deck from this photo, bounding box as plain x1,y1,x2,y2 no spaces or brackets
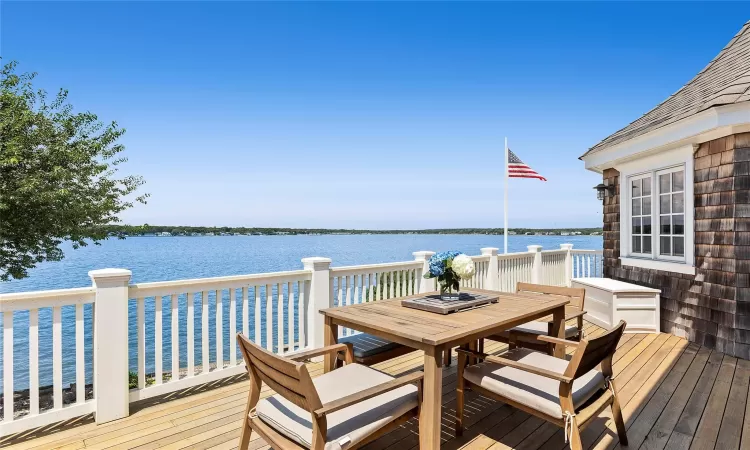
3,322,750,450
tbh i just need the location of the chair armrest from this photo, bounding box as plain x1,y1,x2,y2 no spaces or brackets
536,335,581,348
483,354,573,383
288,343,352,362
455,348,572,382
313,371,424,418
542,310,587,322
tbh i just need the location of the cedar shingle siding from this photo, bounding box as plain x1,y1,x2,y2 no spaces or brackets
605,132,750,358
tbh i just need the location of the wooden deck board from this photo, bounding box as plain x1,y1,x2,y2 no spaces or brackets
4,323,750,450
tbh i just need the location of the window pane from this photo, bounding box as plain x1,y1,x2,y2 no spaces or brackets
661,216,671,234
643,236,652,253
674,214,684,235
673,237,684,257
631,179,641,197
672,193,684,213
633,236,641,253
632,198,641,216
642,177,651,196
660,173,671,194
660,236,671,255
643,217,652,234
632,217,642,234
643,197,651,214
672,171,684,192
660,195,670,214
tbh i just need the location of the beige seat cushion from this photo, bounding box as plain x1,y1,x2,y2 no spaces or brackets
493,321,580,340
463,349,604,419
256,363,418,450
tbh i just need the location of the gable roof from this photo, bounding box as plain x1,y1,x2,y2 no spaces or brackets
582,20,750,158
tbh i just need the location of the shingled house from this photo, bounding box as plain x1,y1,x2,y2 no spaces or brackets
580,20,750,358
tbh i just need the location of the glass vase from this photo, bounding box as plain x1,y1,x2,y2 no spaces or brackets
439,283,460,301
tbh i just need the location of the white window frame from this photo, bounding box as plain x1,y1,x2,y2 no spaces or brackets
617,145,695,275
655,166,687,261
628,172,653,258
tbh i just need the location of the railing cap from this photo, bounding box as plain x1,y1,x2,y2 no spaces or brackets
527,245,543,253
480,247,499,256
301,257,332,270
560,243,574,250
89,268,132,286
412,251,436,261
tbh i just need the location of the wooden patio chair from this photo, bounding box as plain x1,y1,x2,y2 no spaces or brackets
455,320,627,450
236,333,423,450
485,282,587,354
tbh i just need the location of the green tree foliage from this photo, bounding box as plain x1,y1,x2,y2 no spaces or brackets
0,62,147,281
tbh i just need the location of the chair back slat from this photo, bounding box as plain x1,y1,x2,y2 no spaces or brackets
568,321,626,379
237,333,318,411
516,282,585,310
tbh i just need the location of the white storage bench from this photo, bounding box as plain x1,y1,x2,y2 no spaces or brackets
571,278,661,334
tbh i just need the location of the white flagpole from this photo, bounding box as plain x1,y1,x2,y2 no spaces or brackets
504,137,509,254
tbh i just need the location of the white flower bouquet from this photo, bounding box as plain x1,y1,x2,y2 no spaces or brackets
423,251,476,299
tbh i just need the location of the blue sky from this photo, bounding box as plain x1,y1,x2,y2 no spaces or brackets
3,2,749,229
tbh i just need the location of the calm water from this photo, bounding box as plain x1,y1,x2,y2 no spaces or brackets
1,234,601,390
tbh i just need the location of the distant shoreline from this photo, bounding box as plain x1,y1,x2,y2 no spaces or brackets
103,225,603,237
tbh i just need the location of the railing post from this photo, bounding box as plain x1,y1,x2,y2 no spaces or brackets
527,245,543,284
301,257,332,350
413,251,436,293
560,244,574,286
481,247,499,290
89,268,132,424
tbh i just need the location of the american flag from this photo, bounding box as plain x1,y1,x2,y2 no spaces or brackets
508,149,547,181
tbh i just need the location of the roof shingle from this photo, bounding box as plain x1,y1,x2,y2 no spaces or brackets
583,20,750,157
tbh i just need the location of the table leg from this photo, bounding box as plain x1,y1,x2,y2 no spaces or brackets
468,340,478,365
419,346,443,449
550,306,566,358
323,316,337,373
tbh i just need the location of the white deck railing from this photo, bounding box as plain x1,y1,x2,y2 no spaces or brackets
0,243,601,435
330,261,422,337
496,251,535,291
0,288,96,435
127,270,312,403
571,249,604,278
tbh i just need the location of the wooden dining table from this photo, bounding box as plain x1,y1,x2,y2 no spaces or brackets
319,287,570,449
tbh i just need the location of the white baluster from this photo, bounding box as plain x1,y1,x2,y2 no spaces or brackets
155,297,163,384
242,286,249,337
254,286,261,345
298,281,306,349
265,284,272,351
76,304,85,404
287,282,293,352
53,306,62,409
171,294,179,381
202,291,209,374
230,288,237,365
3,311,13,421
345,275,352,306
187,293,194,378
137,297,145,388
338,276,344,307
29,309,39,415
216,289,223,369
353,275,360,305
277,283,284,352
